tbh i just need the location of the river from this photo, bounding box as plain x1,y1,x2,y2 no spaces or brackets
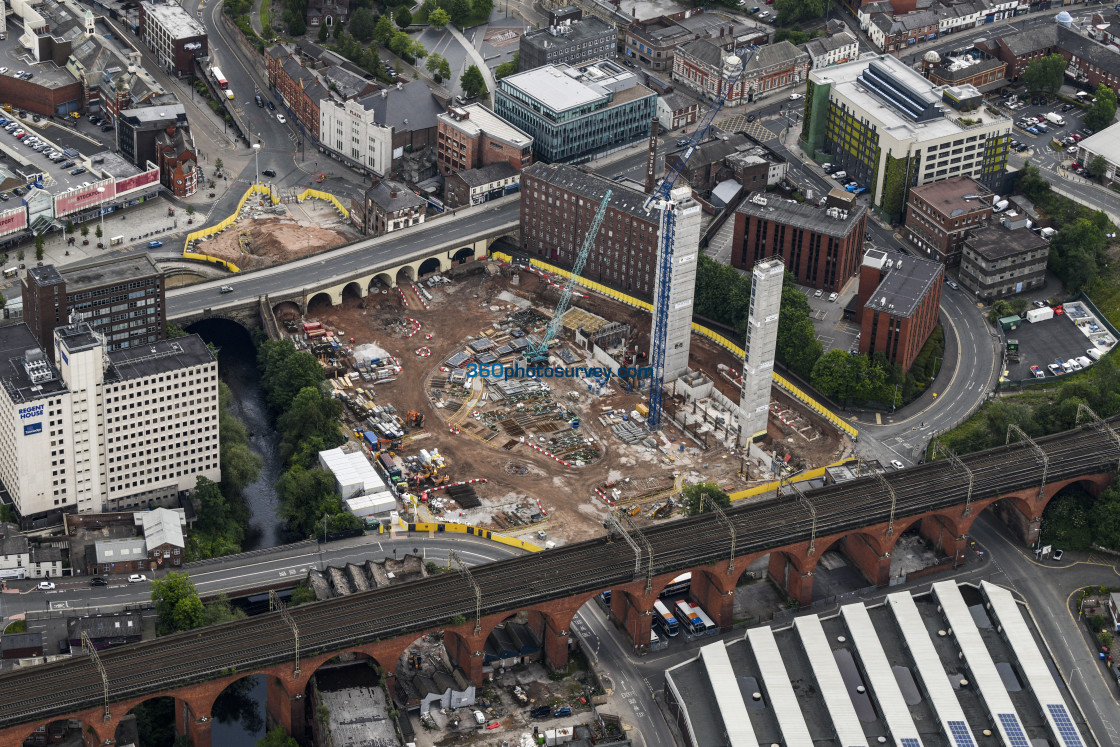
186,319,282,549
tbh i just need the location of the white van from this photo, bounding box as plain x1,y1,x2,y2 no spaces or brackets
473,711,485,725
832,170,847,180
1088,348,1103,361
1077,355,1092,369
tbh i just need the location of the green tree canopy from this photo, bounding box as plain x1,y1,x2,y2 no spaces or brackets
318,20,329,40
494,51,519,79
1085,82,1118,133
349,7,375,40
460,64,487,98
395,6,412,26
1048,217,1107,292
1088,154,1108,180
373,13,395,42
426,53,451,82
151,572,205,634
258,728,300,747
680,481,730,516
276,464,344,537
277,386,346,465
428,6,450,26
447,0,470,24
257,339,327,413
1022,53,1065,95
774,0,827,24
776,282,823,380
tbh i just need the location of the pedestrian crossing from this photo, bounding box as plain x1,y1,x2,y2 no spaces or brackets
716,114,778,142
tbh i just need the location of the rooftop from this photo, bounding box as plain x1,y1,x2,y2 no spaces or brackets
66,612,142,641
736,192,865,238
351,80,443,132
964,223,1049,261
1077,119,1120,165
438,103,532,148
803,30,858,58
59,254,161,292
811,55,1007,143
0,324,67,405
108,333,214,382
522,161,654,223
141,507,184,549
908,175,993,218
365,180,426,212
454,161,520,188
862,248,943,317
141,1,206,39
522,15,614,49
500,60,647,115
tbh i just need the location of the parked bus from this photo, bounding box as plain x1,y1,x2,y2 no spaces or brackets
211,67,228,90
659,572,691,601
692,603,716,634
653,599,679,637
674,600,705,634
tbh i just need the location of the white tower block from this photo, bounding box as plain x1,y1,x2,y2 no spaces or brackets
738,257,784,445
650,185,703,384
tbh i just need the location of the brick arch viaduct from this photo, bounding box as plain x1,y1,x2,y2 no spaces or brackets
0,422,1117,746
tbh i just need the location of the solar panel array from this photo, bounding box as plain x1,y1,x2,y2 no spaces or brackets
1047,704,1086,747
887,592,978,747
947,720,977,747
902,739,923,747
981,582,1088,747
997,713,1031,747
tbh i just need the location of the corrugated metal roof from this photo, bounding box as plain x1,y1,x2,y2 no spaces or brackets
699,642,759,747
888,592,977,747
981,582,1085,747
841,602,925,746
745,626,813,746
932,581,1029,747
793,614,869,747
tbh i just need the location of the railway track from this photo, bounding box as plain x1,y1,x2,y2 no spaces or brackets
0,421,1117,729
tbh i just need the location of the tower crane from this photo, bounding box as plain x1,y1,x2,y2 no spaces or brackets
645,47,758,430
523,190,613,365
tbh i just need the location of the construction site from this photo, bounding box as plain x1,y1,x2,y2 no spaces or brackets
271,255,851,544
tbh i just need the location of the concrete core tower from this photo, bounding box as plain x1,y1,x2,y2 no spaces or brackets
738,257,784,445
650,185,703,385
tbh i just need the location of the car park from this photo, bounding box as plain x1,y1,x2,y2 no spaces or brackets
148,240,163,248
37,581,56,590
1026,126,1039,135
69,167,86,175
128,574,148,583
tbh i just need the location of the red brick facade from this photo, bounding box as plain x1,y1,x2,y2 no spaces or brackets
855,259,944,371
266,47,323,141
0,78,82,118
903,177,993,265
436,107,532,177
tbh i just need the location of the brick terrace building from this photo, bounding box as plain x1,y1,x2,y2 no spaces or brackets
266,46,329,141
22,255,165,363
154,123,198,197
731,193,866,292
520,161,659,297
354,179,426,236
973,26,1058,80
868,9,939,53
974,25,1120,89
854,248,943,371
657,91,699,131
958,221,1049,301
903,176,994,264
436,104,533,177
138,2,207,77
624,8,751,73
445,162,521,209
925,53,1007,93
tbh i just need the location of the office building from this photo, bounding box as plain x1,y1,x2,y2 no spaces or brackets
520,161,659,296
0,322,219,523
116,104,190,171
958,220,1048,301
903,176,994,264
138,2,207,77
22,255,166,362
854,249,943,371
436,104,533,177
738,257,783,445
1076,121,1120,189
520,12,615,70
731,193,867,292
494,61,657,163
801,56,1011,219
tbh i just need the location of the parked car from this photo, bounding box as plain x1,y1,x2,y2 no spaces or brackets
1072,133,1083,141
0,68,8,74
267,101,276,111
530,706,552,718
148,240,163,248
890,460,905,470
789,92,803,100
814,288,823,298
832,170,847,180
553,706,572,718
828,291,838,302
69,167,86,175
946,279,959,289
89,577,108,586
101,124,113,132
37,581,56,590
255,94,264,107
276,114,287,123
127,574,148,583
1061,103,1075,112
1026,126,1040,135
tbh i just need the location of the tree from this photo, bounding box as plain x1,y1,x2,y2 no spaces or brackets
288,14,306,35
94,224,102,241
472,0,493,23
349,7,375,40
776,281,823,380
34,234,43,261
389,29,413,55
680,481,730,516
1085,83,1118,133
151,572,206,634
426,53,451,82
494,51,519,79
318,20,329,40
1088,155,1108,180
81,224,89,238
277,386,345,465
373,13,394,43
1016,161,1051,202
460,64,487,98
258,728,300,747
214,157,224,175
447,0,470,25
65,219,74,235
276,463,342,536
774,0,827,24
0,292,6,312
1048,218,1107,292
428,7,450,26
16,247,22,262
185,205,196,217
1022,53,1065,95
257,339,327,412
332,18,344,38
395,6,412,26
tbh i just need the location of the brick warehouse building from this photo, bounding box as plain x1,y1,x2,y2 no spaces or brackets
854,248,943,371
435,104,533,177
903,176,994,265
520,162,659,297
730,193,867,292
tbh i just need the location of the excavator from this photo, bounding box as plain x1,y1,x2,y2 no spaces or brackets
406,410,425,428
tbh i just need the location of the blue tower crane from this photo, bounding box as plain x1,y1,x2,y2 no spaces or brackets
645,47,758,430
523,190,613,365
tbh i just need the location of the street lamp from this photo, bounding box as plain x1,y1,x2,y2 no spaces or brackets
96,187,106,248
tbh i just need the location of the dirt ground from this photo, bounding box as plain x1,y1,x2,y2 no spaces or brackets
292,265,850,545
194,199,359,271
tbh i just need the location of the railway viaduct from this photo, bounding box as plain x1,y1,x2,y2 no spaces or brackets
0,421,1117,746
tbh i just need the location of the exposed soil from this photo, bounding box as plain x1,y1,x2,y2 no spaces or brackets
294,264,849,546
194,200,359,271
